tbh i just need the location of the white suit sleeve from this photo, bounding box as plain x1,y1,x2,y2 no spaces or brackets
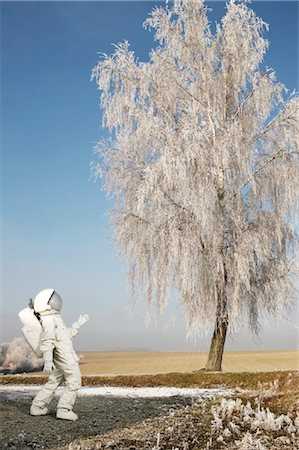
68,314,89,339
39,316,56,361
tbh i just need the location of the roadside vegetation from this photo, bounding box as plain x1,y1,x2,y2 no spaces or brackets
40,370,297,450
1,370,298,449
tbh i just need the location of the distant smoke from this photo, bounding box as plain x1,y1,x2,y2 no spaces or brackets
0,337,43,373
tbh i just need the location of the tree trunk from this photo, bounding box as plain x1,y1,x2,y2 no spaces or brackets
205,256,229,371
205,313,228,371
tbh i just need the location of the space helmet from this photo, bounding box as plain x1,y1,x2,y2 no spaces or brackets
33,289,63,313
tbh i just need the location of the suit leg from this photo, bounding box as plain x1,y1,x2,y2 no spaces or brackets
31,367,64,410
57,363,81,411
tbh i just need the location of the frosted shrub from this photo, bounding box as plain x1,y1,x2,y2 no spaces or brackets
235,432,267,450
0,343,9,365
2,337,43,373
251,406,283,432
223,428,232,438
210,413,222,434
213,398,243,419
255,379,280,403
209,397,299,448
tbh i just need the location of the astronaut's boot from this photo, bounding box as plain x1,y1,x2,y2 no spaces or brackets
56,408,78,421
30,404,48,416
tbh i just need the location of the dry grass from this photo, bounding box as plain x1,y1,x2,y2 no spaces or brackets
1,368,298,391
1,350,297,377
77,350,298,375
1,350,298,389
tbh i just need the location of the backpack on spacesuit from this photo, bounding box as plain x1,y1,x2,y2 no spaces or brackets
18,289,62,358
18,307,43,358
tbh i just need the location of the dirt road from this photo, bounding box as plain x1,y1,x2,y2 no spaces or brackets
0,389,193,450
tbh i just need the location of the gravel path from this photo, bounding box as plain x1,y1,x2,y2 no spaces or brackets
0,389,195,450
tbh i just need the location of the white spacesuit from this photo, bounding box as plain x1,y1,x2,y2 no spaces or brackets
28,289,89,421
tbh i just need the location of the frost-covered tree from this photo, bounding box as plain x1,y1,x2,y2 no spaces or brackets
92,0,298,370
1,338,43,373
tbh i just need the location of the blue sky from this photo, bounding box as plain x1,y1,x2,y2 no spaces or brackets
1,1,298,351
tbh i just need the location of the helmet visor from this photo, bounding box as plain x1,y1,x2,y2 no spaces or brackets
48,291,63,311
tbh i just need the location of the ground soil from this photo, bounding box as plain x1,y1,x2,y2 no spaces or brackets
0,390,194,450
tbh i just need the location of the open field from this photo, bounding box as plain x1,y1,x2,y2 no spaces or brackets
2,349,296,377
77,350,299,375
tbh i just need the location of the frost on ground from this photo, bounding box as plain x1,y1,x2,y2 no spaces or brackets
54,375,299,450
208,397,298,449
208,375,299,449
77,386,233,398
0,384,233,400
54,396,299,450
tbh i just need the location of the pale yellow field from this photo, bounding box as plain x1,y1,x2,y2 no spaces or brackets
72,350,299,375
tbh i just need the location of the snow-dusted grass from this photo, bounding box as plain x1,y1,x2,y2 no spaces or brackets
52,389,299,450
205,374,299,449
208,397,298,449
0,384,233,399
46,372,298,449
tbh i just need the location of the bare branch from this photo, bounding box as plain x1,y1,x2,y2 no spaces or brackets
229,72,271,123
158,184,192,215
230,89,255,122
123,212,153,226
250,104,298,144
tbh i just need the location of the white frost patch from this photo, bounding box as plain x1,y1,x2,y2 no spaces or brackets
78,386,234,398
0,385,234,399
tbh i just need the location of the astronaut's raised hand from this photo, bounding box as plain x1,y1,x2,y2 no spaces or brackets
77,314,89,327
69,314,89,339
43,361,55,374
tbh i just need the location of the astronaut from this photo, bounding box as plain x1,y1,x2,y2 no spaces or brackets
29,289,89,421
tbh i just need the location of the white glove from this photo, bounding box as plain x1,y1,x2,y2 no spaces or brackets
77,314,89,327
43,361,55,374
69,314,89,339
